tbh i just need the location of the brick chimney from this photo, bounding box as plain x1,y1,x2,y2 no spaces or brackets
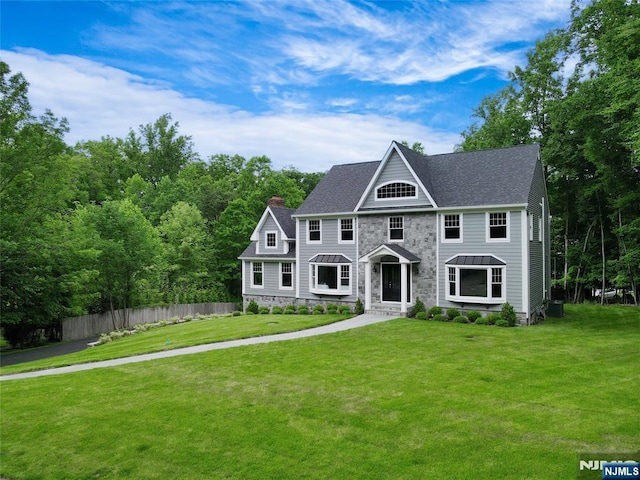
267,196,285,208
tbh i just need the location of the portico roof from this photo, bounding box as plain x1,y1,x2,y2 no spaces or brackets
359,243,421,264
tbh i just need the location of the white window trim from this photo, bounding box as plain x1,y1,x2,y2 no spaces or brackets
251,262,264,289
388,216,404,243
538,217,543,242
486,211,510,243
338,218,355,244
265,231,278,249
306,219,322,244
445,265,506,304
441,213,463,244
279,262,294,290
529,213,534,242
375,180,419,201
309,262,352,296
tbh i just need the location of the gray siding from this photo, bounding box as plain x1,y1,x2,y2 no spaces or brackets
256,215,287,255
438,210,524,313
298,216,359,302
360,152,433,209
527,159,550,316
243,260,296,297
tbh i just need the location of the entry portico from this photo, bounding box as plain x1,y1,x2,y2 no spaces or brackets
359,244,421,314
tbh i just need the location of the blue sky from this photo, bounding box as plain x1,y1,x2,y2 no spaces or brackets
1,1,571,171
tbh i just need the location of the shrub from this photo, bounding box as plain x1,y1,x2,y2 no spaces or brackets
297,305,309,315
485,312,502,325
272,306,284,314
416,311,428,321
246,300,259,314
284,306,296,314
446,308,460,321
434,314,448,322
326,303,338,311
313,304,325,314
495,319,509,327
501,302,517,327
246,311,255,315
338,305,351,314
183,315,194,322
408,298,425,318
466,310,482,323
475,316,488,325
286,304,297,313
259,306,270,314
427,306,442,318
454,315,469,323
327,308,338,315
355,298,364,315
232,310,242,317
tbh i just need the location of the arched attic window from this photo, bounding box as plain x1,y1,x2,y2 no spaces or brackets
376,181,417,200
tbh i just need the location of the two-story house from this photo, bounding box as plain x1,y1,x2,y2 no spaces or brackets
239,141,550,324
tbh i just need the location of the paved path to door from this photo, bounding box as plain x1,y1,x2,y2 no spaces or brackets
0,314,396,381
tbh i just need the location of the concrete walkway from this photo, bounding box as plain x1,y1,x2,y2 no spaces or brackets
0,314,396,381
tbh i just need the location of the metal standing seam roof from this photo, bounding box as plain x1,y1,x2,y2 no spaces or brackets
445,255,506,266
309,254,351,263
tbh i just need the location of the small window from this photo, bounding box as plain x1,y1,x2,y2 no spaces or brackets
252,262,263,287
538,217,543,242
491,268,502,298
281,262,292,288
377,182,417,199
340,218,354,242
308,220,321,242
444,214,461,241
340,265,350,287
448,268,456,296
488,212,508,240
389,216,404,241
529,214,534,242
266,232,276,248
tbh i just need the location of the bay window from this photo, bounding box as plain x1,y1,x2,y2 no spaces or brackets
445,255,506,304
309,254,352,295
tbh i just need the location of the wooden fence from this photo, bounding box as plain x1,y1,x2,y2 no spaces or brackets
62,302,238,341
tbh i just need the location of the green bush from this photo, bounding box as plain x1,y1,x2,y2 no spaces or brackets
327,308,338,315
326,303,338,311
434,314,448,322
485,312,502,325
313,304,325,314
495,319,509,327
246,300,259,314
338,305,351,314
428,306,442,318
446,308,460,320
416,311,428,321
466,310,482,323
286,304,297,313
475,316,488,325
259,306,270,314
297,305,309,315
272,306,283,314
355,298,364,315
454,315,469,323
501,302,517,327
409,298,426,318
284,307,296,315
183,315,194,322
232,311,242,317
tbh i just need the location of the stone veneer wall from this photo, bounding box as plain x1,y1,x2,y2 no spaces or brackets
243,295,356,312
358,212,438,308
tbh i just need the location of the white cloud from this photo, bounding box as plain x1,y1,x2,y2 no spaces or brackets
2,49,460,172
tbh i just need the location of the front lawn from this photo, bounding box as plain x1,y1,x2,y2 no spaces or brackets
1,304,638,479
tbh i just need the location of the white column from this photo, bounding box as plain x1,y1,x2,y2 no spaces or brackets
364,261,371,311
400,263,407,314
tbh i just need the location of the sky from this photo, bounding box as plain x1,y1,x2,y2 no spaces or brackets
1,0,572,172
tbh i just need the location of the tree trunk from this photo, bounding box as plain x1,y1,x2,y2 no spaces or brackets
573,219,597,304
600,217,605,306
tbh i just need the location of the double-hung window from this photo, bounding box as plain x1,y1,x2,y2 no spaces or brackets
487,212,509,241
280,262,293,289
389,216,404,241
443,214,462,242
265,231,277,248
251,262,263,288
339,218,354,243
308,219,321,243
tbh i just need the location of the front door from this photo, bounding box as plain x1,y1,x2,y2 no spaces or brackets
382,264,401,302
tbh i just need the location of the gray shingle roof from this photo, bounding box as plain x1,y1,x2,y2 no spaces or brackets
238,242,296,260
295,142,540,214
383,243,421,263
270,207,296,238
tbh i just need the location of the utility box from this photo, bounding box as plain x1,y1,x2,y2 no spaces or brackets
547,300,564,317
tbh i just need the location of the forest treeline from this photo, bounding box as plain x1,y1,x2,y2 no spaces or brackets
1,0,638,346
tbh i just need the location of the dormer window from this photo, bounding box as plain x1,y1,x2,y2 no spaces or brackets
376,182,417,200
265,232,277,248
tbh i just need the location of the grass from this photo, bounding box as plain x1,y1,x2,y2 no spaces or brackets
1,304,638,479
0,314,350,375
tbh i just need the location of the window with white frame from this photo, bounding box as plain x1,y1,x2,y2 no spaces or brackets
443,214,461,241
310,263,351,294
529,214,534,242
308,219,321,242
389,216,404,241
340,218,354,243
487,212,509,241
376,182,417,199
265,231,277,248
446,265,505,303
251,262,263,287
538,217,543,242
491,268,503,298
280,262,293,289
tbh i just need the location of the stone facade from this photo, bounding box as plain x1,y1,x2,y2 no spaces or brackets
243,295,357,312
358,212,438,308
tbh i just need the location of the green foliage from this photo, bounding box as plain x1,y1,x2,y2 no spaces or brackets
271,306,284,315
454,315,469,323
427,306,442,318
466,311,482,323
475,316,489,325
354,298,364,315
297,306,309,315
338,305,351,314
232,311,241,317
485,313,502,326
312,304,325,314
446,308,460,321
433,314,448,322
326,303,338,311
259,306,270,315
284,306,296,315
416,312,428,321
246,300,259,314
501,302,518,327
409,298,426,318
495,319,510,327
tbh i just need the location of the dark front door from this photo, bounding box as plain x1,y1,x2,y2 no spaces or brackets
382,264,401,302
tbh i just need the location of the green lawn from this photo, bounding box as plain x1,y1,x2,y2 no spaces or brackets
0,314,349,375
1,304,638,479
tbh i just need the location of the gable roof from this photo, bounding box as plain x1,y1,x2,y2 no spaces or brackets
250,206,296,241
295,142,540,215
